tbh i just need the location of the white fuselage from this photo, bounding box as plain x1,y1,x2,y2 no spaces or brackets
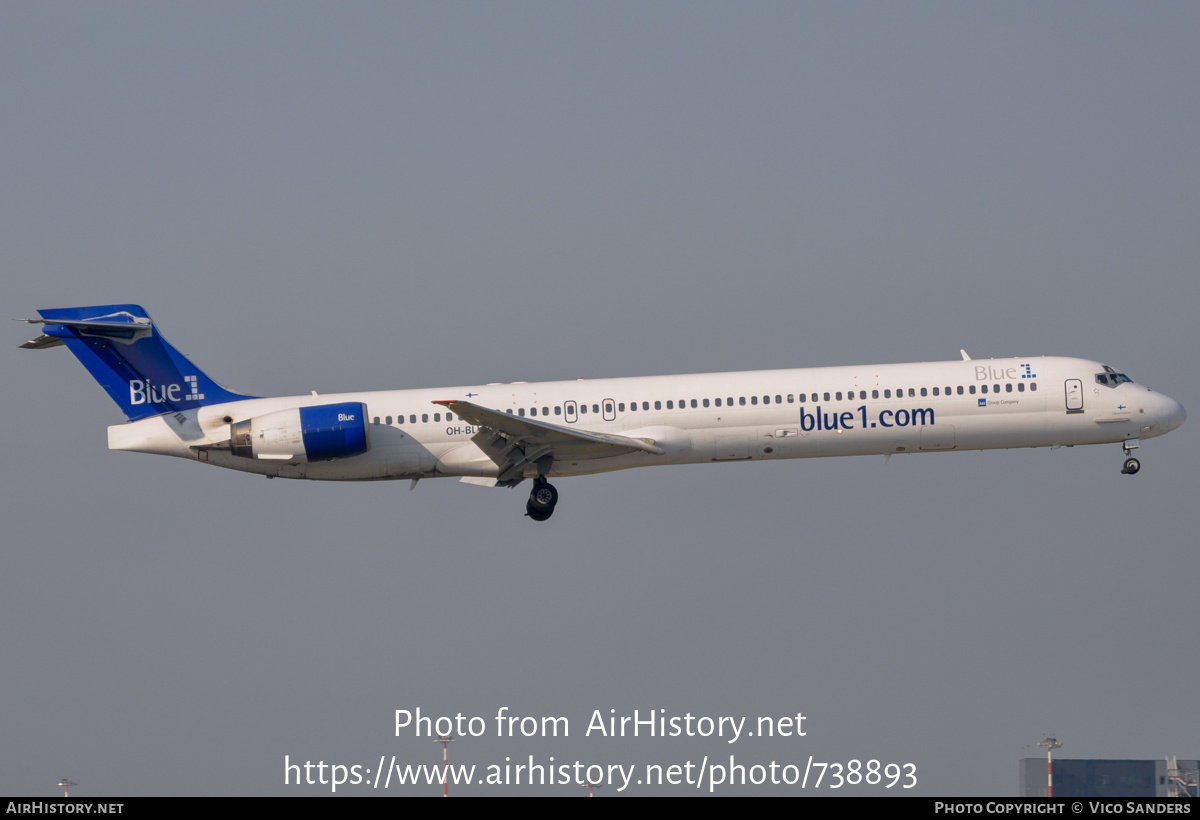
106,356,1186,482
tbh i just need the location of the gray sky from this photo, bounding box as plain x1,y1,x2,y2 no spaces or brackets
3,2,1197,796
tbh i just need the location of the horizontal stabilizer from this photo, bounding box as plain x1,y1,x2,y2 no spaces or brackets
20,316,153,331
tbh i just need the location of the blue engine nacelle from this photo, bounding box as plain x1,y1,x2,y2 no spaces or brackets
230,402,370,463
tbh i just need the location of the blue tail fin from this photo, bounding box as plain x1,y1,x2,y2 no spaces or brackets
20,304,254,421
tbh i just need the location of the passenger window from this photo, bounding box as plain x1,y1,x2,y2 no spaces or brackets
884,389,891,399
968,386,976,395
727,397,734,406
592,405,599,414
798,394,805,403
715,398,723,406
751,396,758,405
655,401,661,410
423,413,430,422
739,397,746,406
1017,383,1025,393
605,402,613,414
434,413,441,422
823,392,830,402
580,405,588,414
945,386,951,395
397,415,404,424
667,400,674,409
410,415,417,424
373,416,380,424
555,406,561,415
691,399,698,408
703,398,710,407
981,385,988,394
1030,382,1038,391
787,394,794,403
1006,383,1012,392
618,403,625,412
386,416,392,425
920,388,927,397
872,390,879,399
957,386,963,395
932,388,939,397
993,385,999,393
518,408,525,417
643,402,650,410
908,388,915,397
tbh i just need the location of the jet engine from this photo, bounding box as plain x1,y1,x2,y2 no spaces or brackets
230,402,370,463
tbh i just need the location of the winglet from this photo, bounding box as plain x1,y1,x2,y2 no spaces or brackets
960,349,971,361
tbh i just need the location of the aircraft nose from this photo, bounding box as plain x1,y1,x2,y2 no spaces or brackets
1168,397,1186,431
1151,392,1186,432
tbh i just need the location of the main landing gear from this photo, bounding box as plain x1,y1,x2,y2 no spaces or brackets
1121,439,1141,475
526,478,559,521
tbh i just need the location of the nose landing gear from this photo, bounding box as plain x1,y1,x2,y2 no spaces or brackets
1121,439,1141,475
526,479,559,521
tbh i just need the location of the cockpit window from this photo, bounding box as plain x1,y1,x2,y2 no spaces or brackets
1096,371,1133,387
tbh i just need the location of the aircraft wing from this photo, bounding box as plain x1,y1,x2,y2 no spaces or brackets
432,399,663,485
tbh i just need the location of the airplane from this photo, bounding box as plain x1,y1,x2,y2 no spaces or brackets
19,304,1187,521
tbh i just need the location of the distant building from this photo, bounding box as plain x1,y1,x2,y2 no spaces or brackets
1018,758,1198,798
